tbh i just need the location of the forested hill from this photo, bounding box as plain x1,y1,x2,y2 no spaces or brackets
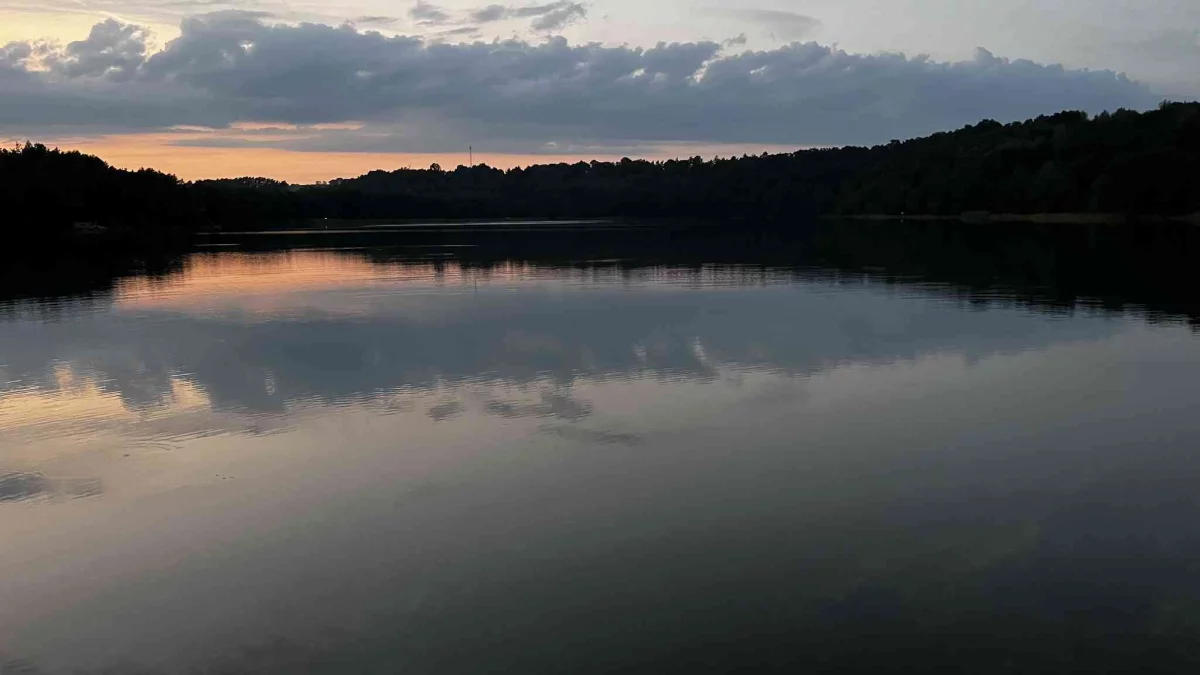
298,102,1198,221
4,102,1199,240
834,103,1200,216
1,143,193,241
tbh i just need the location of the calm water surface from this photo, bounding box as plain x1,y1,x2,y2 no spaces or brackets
3,224,1200,673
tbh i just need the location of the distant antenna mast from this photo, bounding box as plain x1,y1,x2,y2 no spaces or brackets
469,146,473,167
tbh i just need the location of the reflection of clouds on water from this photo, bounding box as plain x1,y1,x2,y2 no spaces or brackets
485,391,593,421
0,473,102,503
373,396,416,416
540,425,643,447
0,657,43,674
2,635,339,675
3,634,357,675
0,259,1124,433
4,251,1200,674
427,400,466,422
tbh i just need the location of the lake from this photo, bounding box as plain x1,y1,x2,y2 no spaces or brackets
3,222,1200,673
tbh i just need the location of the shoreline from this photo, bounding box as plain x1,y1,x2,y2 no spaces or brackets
828,212,1200,225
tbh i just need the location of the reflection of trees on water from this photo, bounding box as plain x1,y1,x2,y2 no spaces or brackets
0,248,185,310
10,222,1200,325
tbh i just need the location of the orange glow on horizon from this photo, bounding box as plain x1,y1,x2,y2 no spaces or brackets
50,135,594,183
9,133,802,183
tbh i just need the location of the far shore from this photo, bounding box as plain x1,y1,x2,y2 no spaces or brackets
828,212,1200,225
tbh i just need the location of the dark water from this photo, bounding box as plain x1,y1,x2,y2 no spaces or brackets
3,222,1200,674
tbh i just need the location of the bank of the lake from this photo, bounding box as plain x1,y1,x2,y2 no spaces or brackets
833,212,1200,225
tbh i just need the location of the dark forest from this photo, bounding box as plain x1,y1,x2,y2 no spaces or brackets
4,102,1198,241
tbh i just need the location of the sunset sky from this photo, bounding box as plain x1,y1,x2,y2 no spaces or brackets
1,0,1196,182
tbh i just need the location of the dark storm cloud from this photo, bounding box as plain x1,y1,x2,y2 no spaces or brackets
0,12,1159,150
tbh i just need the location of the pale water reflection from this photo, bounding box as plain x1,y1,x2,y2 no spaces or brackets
3,232,1200,673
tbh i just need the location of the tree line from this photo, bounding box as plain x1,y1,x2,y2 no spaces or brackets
4,102,1198,241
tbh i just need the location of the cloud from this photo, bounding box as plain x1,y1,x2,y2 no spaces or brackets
526,2,587,31
0,13,1160,153
0,41,34,69
429,26,484,40
711,8,822,41
409,1,452,25
723,33,748,48
468,5,507,23
355,16,400,26
47,18,150,81
402,1,591,33
446,1,589,32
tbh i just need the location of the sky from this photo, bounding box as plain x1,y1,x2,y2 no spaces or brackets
0,0,1197,181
